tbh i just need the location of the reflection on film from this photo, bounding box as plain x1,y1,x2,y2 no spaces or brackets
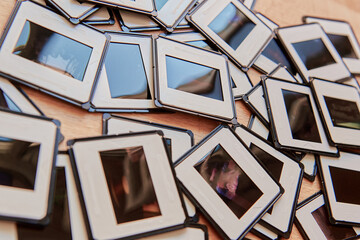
329,166,360,205
154,0,168,11
194,144,263,218
100,146,161,224
0,137,40,190
208,3,255,50
282,89,322,143
292,38,336,70
17,168,72,240
105,42,151,100
324,96,360,130
312,205,357,240
166,56,224,101
13,21,93,81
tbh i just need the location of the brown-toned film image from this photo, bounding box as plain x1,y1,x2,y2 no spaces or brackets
17,167,72,240
0,136,40,190
324,96,360,130
0,89,21,112
105,42,151,100
166,56,224,101
312,205,357,240
282,89,322,143
292,38,336,70
327,34,357,59
100,146,161,224
208,3,255,50
249,143,283,214
194,144,263,218
13,21,93,81
329,166,360,205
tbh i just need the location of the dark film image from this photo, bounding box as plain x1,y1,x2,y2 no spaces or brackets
166,56,224,101
329,166,360,205
17,167,72,240
324,96,360,130
282,89,322,143
249,143,283,214
249,144,283,182
0,137,40,190
312,205,357,240
13,21,93,81
0,89,21,112
262,39,297,75
327,34,357,59
164,138,172,158
105,42,151,100
231,78,237,88
208,3,256,50
292,38,336,70
194,144,263,218
100,146,161,224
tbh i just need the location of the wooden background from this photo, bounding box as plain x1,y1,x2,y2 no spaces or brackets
0,0,359,239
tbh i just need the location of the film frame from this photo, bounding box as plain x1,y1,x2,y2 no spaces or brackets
187,0,273,70
243,74,299,127
0,108,60,224
311,78,360,148
175,125,283,240
234,124,303,237
0,153,89,239
304,16,360,75
318,152,360,226
295,192,360,240
102,113,197,219
163,31,253,99
263,77,339,156
90,31,156,112
154,36,237,123
68,131,188,240
0,0,109,108
276,23,351,82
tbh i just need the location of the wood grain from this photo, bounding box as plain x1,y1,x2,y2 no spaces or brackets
0,0,359,239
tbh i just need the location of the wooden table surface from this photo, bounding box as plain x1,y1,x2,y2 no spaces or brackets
0,0,359,239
